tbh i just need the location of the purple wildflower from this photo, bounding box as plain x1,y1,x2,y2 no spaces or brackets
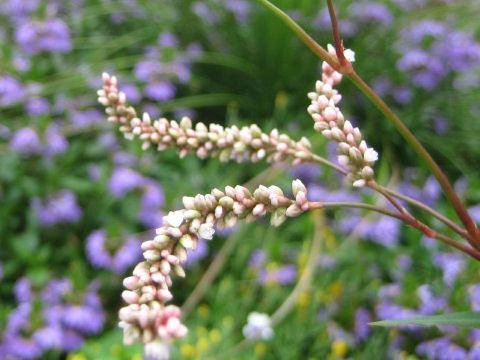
225,0,250,23
14,277,33,303
416,337,467,360
258,264,297,285
62,303,105,335
108,167,144,197
61,330,85,351
70,109,104,129
5,303,32,336
2,337,42,359
0,75,25,106
15,18,72,54
433,252,466,287
289,163,321,185
25,97,50,117
185,238,209,267
112,238,143,273
469,284,480,311
433,116,449,134
85,230,112,269
141,179,165,209
32,326,63,350
249,250,266,269
113,151,138,167
44,125,68,156
33,190,82,226
469,204,480,224
158,32,179,48
417,284,447,315
9,127,42,155
145,81,176,101
348,2,393,27
119,83,141,104
354,308,371,340
88,164,101,181
40,278,72,304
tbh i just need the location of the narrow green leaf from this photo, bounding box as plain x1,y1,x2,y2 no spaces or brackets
370,312,480,328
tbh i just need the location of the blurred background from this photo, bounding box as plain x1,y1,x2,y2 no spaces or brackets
1,0,480,359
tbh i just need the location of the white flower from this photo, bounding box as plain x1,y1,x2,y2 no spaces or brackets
165,211,184,227
144,341,170,360
198,223,215,240
363,148,378,163
344,49,356,62
242,312,274,340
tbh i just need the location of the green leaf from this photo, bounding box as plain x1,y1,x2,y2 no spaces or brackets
370,312,480,328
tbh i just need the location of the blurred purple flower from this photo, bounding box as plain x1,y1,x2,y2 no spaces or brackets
32,326,63,350
249,250,266,269
145,81,176,101
469,284,480,311
416,337,467,360
433,252,466,287
348,2,393,27
88,164,101,181
112,238,143,273
0,0,39,17
119,83,141,104
108,167,144,197
5,303,32,336
70,109,104,129
40,278,72,304
10,127,42,155
113,151,138,167
185,238,209,267
433,116,449,134
141,179,165,209
2,336,42,359
61,330,85,351
158,32,179,48
225,0,250,23
44,125,68,156
25,97,50,117
14,277,32,303
417,284,447,315
0,76,25,107
289,163,321,185
354,307,371,340
469,204,480,224
33,189,82,226
15,18,72,54
258,264,297,285
62,302,105,335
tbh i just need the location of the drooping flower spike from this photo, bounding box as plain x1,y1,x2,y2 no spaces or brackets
98,73,313,165
118,180,309,348
308,45,378,187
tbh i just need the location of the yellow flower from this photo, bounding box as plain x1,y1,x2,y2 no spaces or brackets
297,292,311,308
196,337,209,353
67,354,87,360
131,355,142,360
254,342,267,357
331,340,348,358
328,281,343,299
197,304,210,318
181,344,196,358
209,329,221,342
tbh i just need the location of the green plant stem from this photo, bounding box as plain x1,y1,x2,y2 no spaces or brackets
252,0,340,70
252,0,480,248
346,71,480,249
310,201,480,262
218,211,324,359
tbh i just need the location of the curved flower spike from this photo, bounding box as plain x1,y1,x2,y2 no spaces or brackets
118,180,309,348
307,45,378,187
98,73,314,165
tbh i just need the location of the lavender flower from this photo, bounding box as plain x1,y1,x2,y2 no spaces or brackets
433,252,466,287
33,189,82,226
258,264,297,285
62,303,105,334
25,97,50,117
86,230,142,273
15,18,72,54
0,75,25,106
354,307,371,341
44,125,68,156
108,167,144,197
70,109,104,129
145,81,176,102
348,2,393,27
14,277,32,303
416,337,467,360
9,127,42,155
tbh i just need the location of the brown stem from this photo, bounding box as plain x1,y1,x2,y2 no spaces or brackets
310,201,480,262
326,0,351,72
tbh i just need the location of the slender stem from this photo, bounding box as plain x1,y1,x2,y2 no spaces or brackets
218,211,324,359
307,153,469,240
347,71,480,249
369,180,409,216
326,0,350,70
182,228,243,316
253,0,480,247
380,185,471,241
252,0,340,70
310,153,347,175
310,201,480,262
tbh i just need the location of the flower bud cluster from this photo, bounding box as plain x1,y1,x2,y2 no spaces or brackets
119,180,309,346
98,73,313,164
307,45,378,187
